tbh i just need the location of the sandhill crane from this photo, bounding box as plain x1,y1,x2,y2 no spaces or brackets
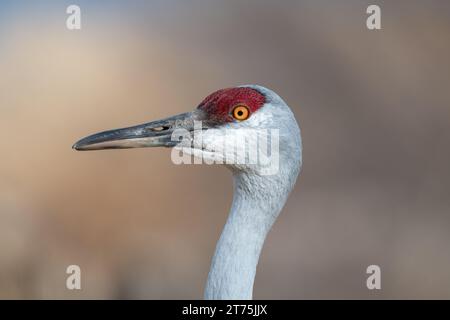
73,85,302,299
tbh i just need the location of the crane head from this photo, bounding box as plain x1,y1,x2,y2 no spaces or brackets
73,85,301,176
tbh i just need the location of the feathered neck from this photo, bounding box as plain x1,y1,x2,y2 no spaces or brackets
204,168,296,299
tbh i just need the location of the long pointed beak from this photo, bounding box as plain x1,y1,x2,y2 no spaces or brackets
73,111,199,151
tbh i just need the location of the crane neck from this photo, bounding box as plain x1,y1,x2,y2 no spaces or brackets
204,170,295,299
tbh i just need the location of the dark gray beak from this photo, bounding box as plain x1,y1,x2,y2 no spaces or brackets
73,111,200,151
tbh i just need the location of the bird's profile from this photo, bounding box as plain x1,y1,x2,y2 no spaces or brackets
73,85,302,299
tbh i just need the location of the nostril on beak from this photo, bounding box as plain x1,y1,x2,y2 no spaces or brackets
149,126,170,132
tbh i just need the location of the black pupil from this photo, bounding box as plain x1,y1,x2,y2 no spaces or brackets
237,110,243,116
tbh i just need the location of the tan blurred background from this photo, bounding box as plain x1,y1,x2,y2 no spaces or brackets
0,0,450,299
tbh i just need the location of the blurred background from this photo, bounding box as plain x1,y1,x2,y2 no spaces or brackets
0,0,449,299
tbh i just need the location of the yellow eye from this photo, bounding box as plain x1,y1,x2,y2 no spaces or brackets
232,105,250,121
